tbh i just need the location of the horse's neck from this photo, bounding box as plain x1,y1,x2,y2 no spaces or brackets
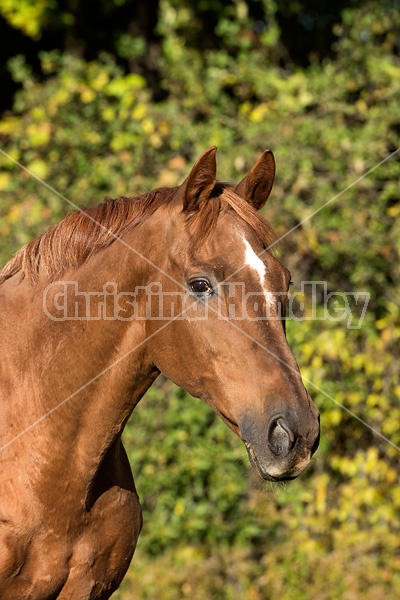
0,236,161,486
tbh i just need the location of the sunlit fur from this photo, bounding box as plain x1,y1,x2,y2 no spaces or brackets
0,185,277,285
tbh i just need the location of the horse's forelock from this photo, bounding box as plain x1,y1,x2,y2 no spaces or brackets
187,184,278,252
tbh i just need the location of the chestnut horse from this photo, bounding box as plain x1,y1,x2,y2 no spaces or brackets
0,148,319,599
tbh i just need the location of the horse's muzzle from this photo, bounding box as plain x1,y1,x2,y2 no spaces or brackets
241,412,320,482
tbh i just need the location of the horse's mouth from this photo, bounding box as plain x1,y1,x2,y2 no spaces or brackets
243,441,297,482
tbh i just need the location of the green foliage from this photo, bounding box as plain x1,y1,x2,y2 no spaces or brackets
123,380,262,555
1,1,399,598
0,0,54,38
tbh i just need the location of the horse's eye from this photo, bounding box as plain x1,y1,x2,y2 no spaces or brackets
189,279,213,295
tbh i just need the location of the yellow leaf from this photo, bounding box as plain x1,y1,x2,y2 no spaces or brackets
141,118,154,134
387,204,400,217
27,159,48,180
249,103,269,123
0,173,11,190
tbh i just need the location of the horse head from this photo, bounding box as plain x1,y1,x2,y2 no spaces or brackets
146,147,320,481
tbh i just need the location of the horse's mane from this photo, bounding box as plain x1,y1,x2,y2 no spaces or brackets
0,183,277,285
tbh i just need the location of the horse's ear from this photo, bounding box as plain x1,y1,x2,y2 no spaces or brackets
182,146,217,212
235,149,275,210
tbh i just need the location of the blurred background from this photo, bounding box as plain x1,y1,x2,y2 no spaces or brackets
0,1,399,598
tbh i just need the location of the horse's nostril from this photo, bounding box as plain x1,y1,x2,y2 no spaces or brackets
267,417,294,457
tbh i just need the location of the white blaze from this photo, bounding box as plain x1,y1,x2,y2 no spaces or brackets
243,237,274,308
